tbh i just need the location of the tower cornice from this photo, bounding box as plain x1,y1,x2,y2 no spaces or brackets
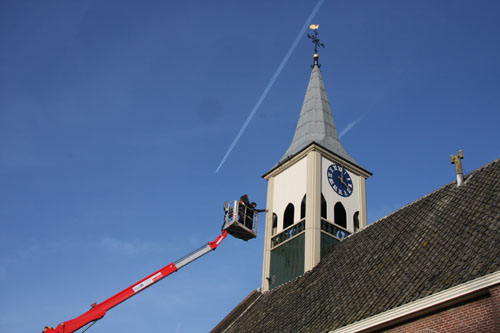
262,142,372,180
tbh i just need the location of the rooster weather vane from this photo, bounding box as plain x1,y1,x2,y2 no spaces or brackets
307,24,325,67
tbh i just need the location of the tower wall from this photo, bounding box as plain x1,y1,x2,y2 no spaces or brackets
261,146,370,291
271,158,307,232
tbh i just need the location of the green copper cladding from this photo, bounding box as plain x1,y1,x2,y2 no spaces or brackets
269,233,305,290
320,233,339,259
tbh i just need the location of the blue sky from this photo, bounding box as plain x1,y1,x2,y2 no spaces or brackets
1,1,499,332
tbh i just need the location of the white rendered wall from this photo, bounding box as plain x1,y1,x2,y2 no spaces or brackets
272,158,307,232
321,156,362,232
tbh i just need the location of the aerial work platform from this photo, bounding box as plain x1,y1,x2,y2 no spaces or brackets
44,198,261,333
222,200,258,241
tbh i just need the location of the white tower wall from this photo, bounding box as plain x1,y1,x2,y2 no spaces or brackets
272,158,307,232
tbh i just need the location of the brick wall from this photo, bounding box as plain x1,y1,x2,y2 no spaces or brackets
385,284,500,333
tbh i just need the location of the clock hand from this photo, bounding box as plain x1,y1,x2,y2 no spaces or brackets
339,166,351,189
337,175,348,188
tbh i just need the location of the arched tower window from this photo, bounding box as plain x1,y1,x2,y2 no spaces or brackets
283,203,295,229
321,194,327,219
300,195,306,219
353,211,359,232
334,202,347,229
272,213,278,236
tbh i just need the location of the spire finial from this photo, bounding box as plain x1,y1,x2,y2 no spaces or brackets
307,24,324,67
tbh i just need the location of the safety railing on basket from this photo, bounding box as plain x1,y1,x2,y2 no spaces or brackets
223,200,258,235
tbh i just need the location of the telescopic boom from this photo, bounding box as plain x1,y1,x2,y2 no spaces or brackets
43,200,258,333
43,231,228,333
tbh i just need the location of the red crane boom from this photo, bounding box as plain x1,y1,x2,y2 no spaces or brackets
43,231,228,333
43,200,258,333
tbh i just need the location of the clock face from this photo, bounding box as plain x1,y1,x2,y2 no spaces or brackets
327,163,353,197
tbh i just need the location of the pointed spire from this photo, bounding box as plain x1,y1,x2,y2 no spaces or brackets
279,64,357,165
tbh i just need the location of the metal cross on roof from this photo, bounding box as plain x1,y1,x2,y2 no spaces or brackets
451,149,465,186
451,150,464,174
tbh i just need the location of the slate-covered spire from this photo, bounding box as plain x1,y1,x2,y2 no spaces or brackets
279,60,357,165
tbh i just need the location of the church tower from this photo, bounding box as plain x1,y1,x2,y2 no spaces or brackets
261,46,371,291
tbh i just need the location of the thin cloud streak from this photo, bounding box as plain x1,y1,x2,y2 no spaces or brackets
339,113,367,139
215,0,325,173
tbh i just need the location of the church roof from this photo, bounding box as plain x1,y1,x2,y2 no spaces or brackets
213,157,500,333
278,64,357,166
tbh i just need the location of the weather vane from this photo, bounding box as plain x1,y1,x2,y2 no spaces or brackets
307,24,324,67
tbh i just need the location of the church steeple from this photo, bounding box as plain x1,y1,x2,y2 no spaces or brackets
261,28,371,292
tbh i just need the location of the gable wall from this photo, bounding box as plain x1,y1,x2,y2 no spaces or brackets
385,284,500,333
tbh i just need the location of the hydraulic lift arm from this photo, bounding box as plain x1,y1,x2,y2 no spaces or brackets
43,230,228,333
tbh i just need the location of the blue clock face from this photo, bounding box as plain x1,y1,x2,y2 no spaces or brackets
327,163,353,197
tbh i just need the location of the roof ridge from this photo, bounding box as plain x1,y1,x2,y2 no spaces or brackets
463,156,500,184
220,291,263,333
341,156,500,241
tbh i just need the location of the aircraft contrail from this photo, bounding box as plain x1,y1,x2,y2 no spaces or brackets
215,0,325,173
339,113,367,139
